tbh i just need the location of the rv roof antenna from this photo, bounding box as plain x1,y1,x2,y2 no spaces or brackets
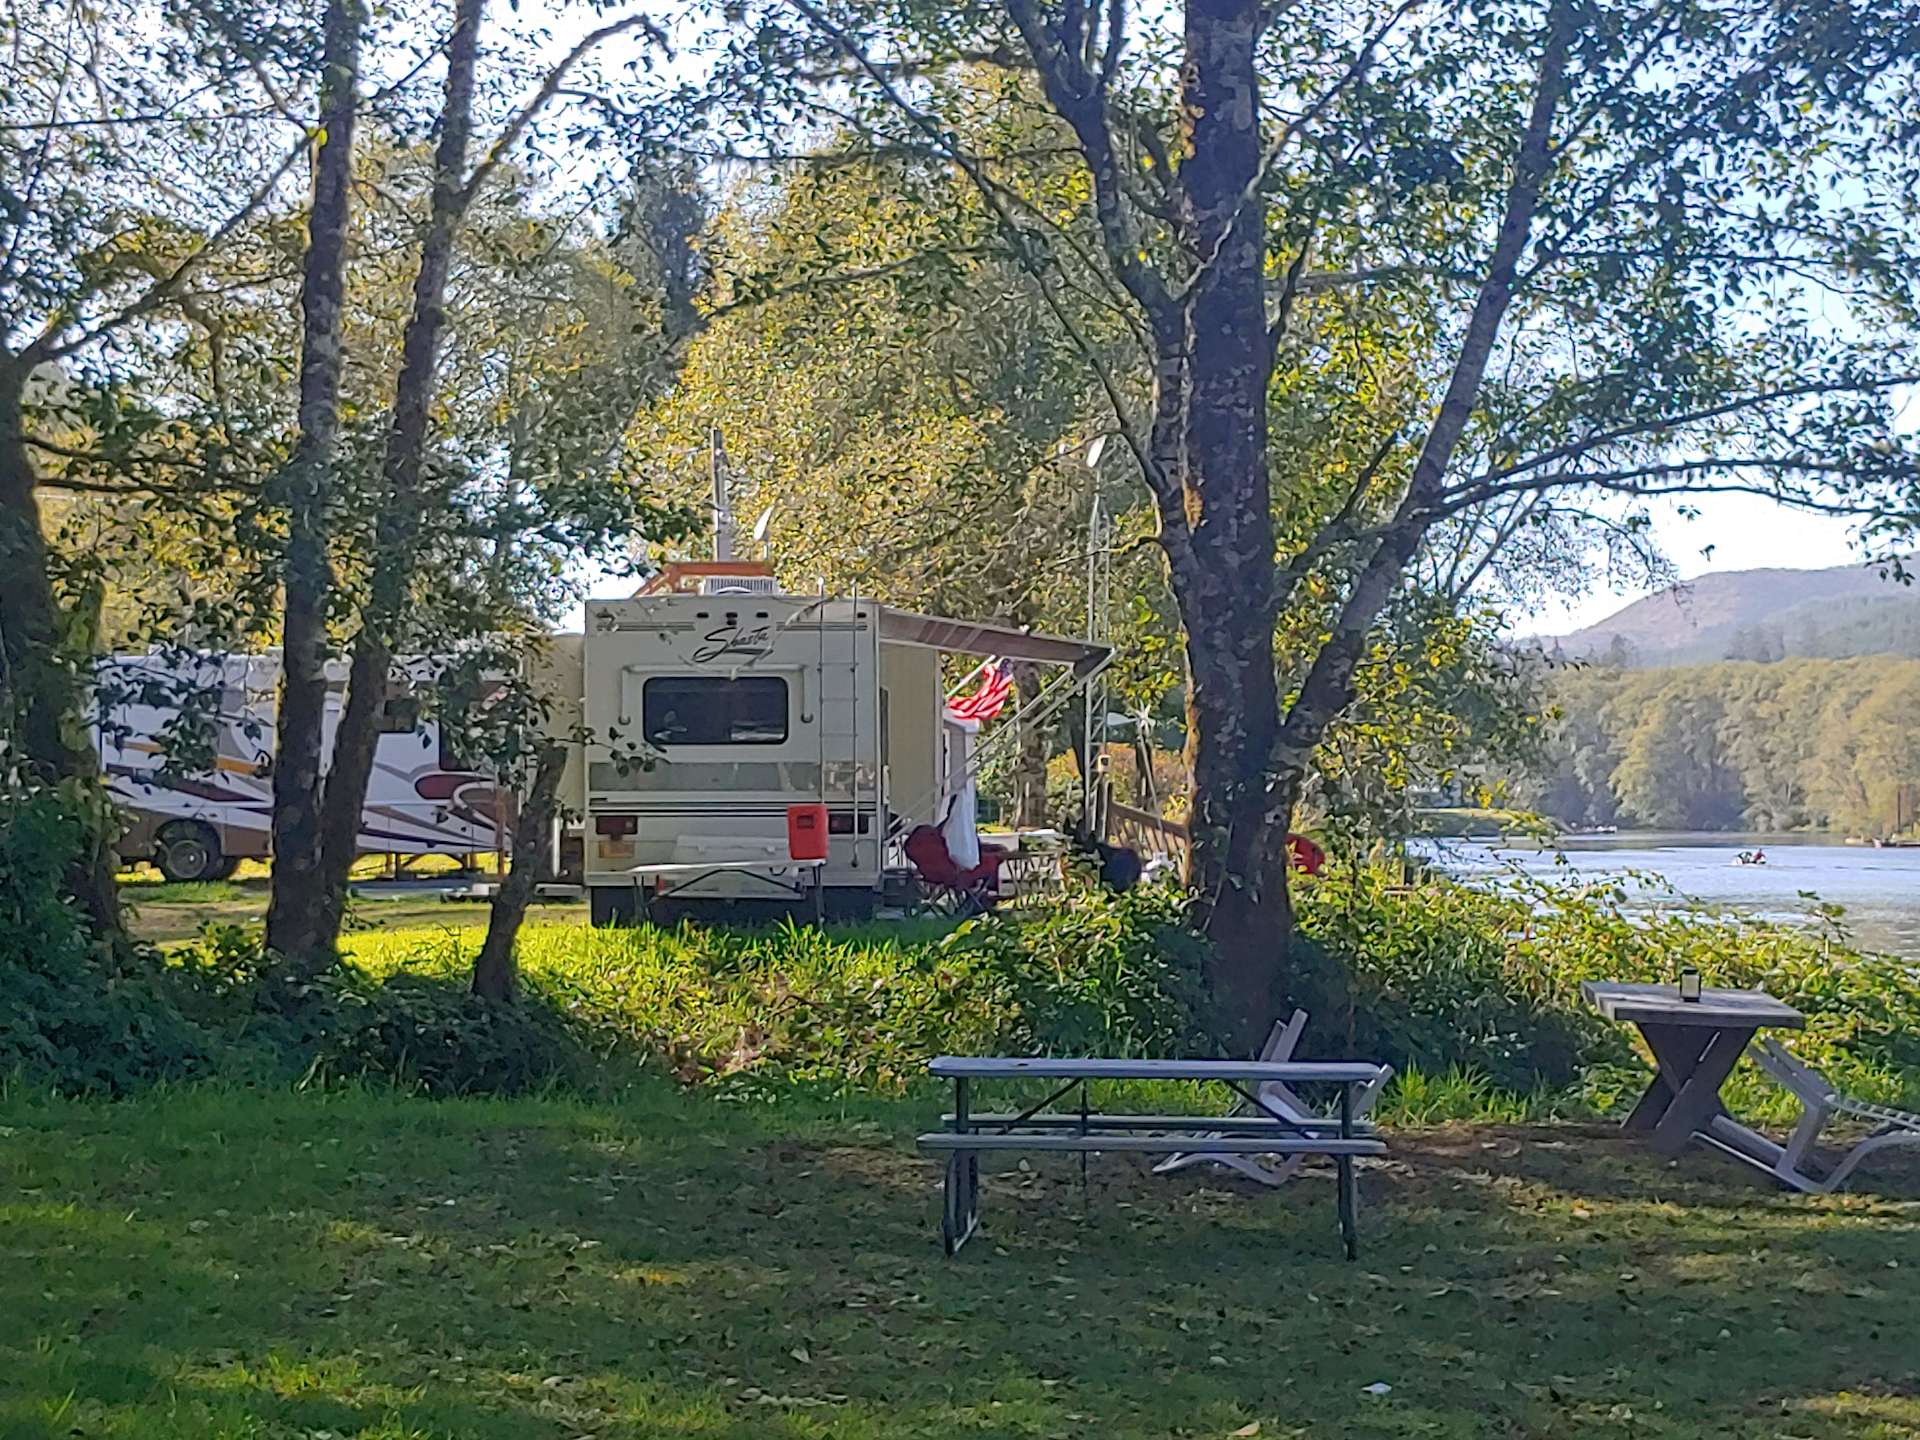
709,425,736,562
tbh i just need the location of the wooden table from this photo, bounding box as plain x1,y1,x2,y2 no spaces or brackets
919,1056,1390,1259
1582,980,1805,1179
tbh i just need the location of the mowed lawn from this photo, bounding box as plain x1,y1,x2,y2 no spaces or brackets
3,1086,1917,1439
118,873,587,944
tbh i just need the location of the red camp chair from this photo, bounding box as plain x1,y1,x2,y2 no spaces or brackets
1286,833,1327,876
904,824,1004,915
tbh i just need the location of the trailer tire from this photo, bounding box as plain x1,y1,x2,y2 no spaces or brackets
589,885,640,927
154,821,225,884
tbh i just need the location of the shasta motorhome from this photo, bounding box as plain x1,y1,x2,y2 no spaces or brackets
578,587,1107,924
94,650,525,882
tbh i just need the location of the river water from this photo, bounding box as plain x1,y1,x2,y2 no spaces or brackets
1416,832,1920,960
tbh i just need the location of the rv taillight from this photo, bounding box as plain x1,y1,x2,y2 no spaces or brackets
595,815,637,837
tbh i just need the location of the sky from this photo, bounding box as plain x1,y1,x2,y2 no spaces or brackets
1522,496,1871,636
568,490,1875,637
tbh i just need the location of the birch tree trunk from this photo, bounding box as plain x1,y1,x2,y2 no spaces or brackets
310,0,486,949
264,0,365,967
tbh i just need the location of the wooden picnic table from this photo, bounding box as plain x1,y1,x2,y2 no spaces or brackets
919,1056,1390,1260
1583,980,1806,1180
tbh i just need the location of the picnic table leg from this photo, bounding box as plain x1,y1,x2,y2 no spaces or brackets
1647,1025,1753,1156
1336,1083,1359,1261
942,1077,979,1255
1623,1023,1711,1133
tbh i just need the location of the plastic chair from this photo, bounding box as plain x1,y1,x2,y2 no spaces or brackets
1154,1010,1392,1188
1750,1039,1920,1193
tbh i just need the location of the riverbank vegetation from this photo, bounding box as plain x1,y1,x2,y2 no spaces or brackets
1515,657,1920,836
13,813,1918,1120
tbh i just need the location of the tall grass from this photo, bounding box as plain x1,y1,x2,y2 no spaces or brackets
336,887,1211,1095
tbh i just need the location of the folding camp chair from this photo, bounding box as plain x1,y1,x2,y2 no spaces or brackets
904,824,1003,916
1749,1039,1920,1194
1154,1010,1393,1187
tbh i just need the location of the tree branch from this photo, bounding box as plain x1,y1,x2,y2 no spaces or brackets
997,0,1173,318
778,0,1167,494
456,11,667,212
27,133,306,364
1278,1,1573,765
1458,372,1920,495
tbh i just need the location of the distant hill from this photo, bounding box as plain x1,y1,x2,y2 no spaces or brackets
1548,561,1920,666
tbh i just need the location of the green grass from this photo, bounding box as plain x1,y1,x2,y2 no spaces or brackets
123,881,587,945
122,879,249,906
2,1082,1916,1439
1409,806,1543,838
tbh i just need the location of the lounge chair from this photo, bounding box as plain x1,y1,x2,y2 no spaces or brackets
1154,1010,1393,1188
1748,1038,1920,1193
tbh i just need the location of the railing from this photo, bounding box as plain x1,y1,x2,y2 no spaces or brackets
1107,801,1189,865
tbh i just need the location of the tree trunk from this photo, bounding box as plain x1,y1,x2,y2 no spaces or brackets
0,361,123,938
310,0,486,950
1012,663,1049,826
264,0,364,968
1164,0,1286,1049
472,744,565,1001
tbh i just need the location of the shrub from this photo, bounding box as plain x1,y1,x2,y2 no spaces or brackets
0,787,222,1094
338,887,1210,1095
1294,864,1920,1106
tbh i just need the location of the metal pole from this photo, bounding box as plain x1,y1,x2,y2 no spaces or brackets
1082,497,1102,837
710,425,735,562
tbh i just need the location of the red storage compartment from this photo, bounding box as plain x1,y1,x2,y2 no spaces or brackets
787,803,829,861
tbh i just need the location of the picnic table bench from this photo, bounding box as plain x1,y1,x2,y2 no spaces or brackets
917,1056,1390,1260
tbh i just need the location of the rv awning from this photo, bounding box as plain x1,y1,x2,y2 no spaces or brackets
877,607,1111,676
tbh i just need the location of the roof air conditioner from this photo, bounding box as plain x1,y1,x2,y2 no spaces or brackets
699,575,784,596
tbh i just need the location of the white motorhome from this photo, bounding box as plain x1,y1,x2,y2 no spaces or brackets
94,650,521,881
578,578,1107,924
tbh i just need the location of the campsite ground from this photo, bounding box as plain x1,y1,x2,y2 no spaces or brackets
119,866,587,944
4,1083,1917,1440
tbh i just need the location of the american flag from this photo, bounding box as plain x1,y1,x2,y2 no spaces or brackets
946,659,1014,723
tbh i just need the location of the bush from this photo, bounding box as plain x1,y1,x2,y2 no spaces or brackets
1294,864,1920,1107
0,787,223,1094
339,887,1210,1095
13,833,1916,1114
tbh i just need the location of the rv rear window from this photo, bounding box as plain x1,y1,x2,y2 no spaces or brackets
642,675,788,746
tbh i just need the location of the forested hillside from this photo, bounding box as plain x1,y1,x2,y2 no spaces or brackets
1549,561,1920,666
1515,658,1920,835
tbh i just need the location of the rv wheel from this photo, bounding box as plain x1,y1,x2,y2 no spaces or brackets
154,821,225,884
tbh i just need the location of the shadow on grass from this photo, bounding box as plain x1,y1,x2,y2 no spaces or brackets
2,1087,1917,1439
